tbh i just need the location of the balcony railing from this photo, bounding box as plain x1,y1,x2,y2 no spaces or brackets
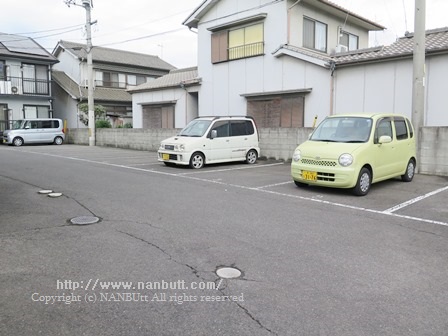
0,76,50,96
228,42,264,60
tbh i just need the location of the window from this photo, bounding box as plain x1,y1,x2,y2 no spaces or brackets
394,119,409,140
210,120,230,137
406,118,414,138
340,31,359,51
211,23,264,63
375,118,392,143
96,72,147,88
230,120,255,136
23,105,50,119
303,17,327,52
0,61,5,80
22,64,49,94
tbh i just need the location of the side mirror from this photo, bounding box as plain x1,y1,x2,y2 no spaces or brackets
25,126,30,130
210,130,217,139
378,135,392,144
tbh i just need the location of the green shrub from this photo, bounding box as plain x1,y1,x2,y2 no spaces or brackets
96,120,112,128
123,123,133,128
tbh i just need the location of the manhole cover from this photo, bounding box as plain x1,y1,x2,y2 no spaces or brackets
70,216,100,225
216,267,242,279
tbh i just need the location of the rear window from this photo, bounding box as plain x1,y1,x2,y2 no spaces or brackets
230,120,254,136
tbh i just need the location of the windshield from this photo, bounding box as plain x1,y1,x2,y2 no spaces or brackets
11,120,25,130
310,117,372,143
178,119,212,137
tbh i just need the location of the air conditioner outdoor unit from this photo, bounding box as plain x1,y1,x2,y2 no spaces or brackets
336,45,348,53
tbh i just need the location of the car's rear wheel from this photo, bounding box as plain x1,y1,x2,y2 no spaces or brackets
189,152,204,169
245,149,257,164
401,159,415,182
13,137,24,147
54,136,63,145
353,167,371,196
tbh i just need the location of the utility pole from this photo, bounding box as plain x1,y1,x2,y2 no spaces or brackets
412,0,426,171
65,0,95,146
83,0,95,146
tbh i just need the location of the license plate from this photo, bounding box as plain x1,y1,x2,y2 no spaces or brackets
302,170,317,181
162,153,170,160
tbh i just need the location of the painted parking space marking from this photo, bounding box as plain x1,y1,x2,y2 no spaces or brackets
176,162,285,175
383,185,448,213
16,149,448,228
254,181,292,189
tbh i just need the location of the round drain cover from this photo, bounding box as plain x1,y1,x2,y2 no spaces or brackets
38,190,53,194
48,193,63,198
70,216,100,225
216,267,242,279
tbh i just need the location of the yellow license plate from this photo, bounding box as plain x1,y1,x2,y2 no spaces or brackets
302,171,317,181
162,153,170,160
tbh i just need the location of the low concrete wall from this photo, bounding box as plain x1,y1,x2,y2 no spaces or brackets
419,127,448,176
67,127,448,176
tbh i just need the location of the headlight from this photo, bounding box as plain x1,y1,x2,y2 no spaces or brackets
293,149,301,162
176,144,185,152
159,143,164,150
339,153,353,167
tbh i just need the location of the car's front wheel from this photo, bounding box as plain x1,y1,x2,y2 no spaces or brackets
401,159,415,182
189,152,204,169
13,137,24,147
353,167,371,196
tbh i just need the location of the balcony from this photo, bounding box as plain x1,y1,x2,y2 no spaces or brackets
0,76,50,96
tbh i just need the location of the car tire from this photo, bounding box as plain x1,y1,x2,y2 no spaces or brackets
294,181,308,188
353,167,371,196
13,137,24,147
401,159,416,182
54,136,63,145
189,152,204,169
245,149,258,164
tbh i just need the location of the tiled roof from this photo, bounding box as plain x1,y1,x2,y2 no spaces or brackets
52,70,131,102
55,40,176,71
333,27,448,66
128,67,200,93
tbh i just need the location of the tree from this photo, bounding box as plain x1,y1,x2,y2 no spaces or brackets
78,103,106,126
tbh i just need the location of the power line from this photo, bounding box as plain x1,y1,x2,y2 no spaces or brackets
10,24,84,35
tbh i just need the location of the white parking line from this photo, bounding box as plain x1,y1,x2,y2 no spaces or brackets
176,162,285,175
16,149,448,228
254,181,292,189
383,186,448,213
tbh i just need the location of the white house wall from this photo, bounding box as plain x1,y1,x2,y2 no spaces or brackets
132,87,198,128
426,54,448,126
53,50,81,83
291,2,370,52
333,56,447,126
197,0,333,125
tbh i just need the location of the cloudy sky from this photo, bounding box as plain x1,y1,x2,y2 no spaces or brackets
1,0,447,68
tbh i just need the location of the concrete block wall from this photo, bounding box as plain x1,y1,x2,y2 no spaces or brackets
66,127,448,177
419,127,448,176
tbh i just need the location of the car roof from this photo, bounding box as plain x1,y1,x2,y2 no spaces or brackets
328,113,408,119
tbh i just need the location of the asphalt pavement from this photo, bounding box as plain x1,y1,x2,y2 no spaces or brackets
1,144,447,336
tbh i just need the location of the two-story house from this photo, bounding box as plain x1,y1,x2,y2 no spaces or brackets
0,33,58,133
180,0,384,127
52,40,176,128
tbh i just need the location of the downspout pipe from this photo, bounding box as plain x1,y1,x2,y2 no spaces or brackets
287,0,302,45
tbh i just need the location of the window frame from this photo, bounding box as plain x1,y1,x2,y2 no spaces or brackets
303,17,328,53
340,30,359,51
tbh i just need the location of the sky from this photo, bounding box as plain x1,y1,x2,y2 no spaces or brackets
0,0,447,69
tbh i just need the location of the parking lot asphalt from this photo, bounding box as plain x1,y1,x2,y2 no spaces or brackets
1,144,447,336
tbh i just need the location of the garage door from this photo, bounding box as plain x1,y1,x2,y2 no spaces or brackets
247,95,304,128
142,105,174,129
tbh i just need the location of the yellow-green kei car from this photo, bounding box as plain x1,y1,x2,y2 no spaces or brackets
291,113,417,196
